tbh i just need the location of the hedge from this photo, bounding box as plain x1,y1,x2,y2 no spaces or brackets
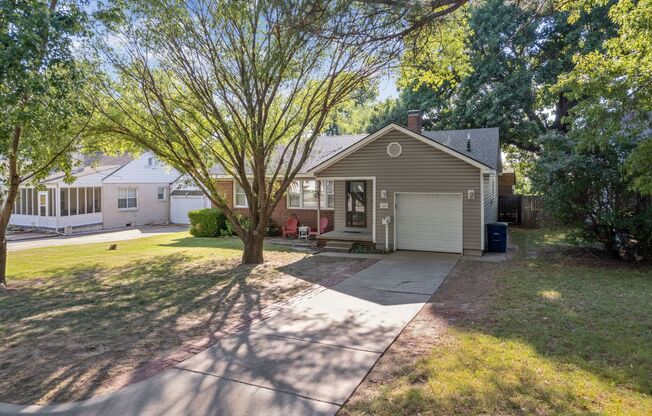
188,208,228,237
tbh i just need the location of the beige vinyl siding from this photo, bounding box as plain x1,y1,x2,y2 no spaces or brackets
483,173,498,227
317,129,483,253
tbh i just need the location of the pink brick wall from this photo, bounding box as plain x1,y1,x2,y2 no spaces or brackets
214,180,334,231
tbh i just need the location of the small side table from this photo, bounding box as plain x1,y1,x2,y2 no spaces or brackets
298,226,310,240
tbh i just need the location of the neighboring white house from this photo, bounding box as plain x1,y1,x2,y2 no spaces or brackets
9,152,185,232
10,156,127,232
98,153,181,229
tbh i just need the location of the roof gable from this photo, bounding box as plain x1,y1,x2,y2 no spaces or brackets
310,124,496,174
102,152,182,184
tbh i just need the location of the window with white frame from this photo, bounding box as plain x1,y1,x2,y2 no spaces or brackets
157,186,167,201
234,183,248,208
321,180,334,209
118,188,138,209
302,180,317,208
288,180,334,209
56,187,101,217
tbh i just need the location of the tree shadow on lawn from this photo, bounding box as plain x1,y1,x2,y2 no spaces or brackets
157,235,296,253
359,240,652,415
0,251,306,405
485,248,652,396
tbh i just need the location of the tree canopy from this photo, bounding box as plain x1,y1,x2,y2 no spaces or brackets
91,0,464,263
371,0,616,152
0,0,91,286
558,0,652,196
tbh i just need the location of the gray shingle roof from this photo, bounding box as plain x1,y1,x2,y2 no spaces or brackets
208,126,499,177
208,134,367,176
422,127,499,170
302,134,367,172
42,164,125,184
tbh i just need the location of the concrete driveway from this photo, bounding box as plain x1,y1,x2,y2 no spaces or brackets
7,225,189,252
0,251,459,416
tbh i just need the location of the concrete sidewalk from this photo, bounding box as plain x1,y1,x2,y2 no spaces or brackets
0,251,459,416
7,225,188,252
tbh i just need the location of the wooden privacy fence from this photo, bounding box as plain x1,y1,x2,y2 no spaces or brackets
498,195,543,228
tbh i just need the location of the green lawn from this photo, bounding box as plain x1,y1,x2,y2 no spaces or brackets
7,232,258,280
343,228,652,415
0,232,367,405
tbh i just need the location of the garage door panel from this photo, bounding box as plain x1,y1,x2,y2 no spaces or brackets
171,196,206,224
396,193,462,253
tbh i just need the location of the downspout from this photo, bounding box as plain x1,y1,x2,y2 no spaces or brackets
316,179,321,236
385,219,389,252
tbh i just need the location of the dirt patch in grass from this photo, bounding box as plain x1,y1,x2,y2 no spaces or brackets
0,249,371,405
342,229,652,416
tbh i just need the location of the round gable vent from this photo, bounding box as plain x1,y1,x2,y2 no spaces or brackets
386,142,402,157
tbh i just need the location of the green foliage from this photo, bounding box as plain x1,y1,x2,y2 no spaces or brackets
382,0,615,153
188,208,227,238
221,214,251,237
398,6,472,90
323,84,379,135
503,145,536,195
0,0,91,188
90,0,416,263
266,222,281,238
558,0,652,196
531,133,651,259
526,0,652,259
366,85,442,133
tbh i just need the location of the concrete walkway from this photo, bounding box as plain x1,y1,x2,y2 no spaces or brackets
0,251,459,416
7,225,188,252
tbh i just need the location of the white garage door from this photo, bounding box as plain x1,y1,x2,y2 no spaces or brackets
170,196,207,224
395,193,463,253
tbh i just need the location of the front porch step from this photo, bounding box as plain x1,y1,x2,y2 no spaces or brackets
321,240,354,253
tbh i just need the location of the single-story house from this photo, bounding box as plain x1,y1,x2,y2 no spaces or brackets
207,111,500,255
9,152,182,232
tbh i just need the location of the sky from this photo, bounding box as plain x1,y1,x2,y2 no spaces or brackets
376,73,399,101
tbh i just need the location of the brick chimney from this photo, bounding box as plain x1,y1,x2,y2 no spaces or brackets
407,110,423,134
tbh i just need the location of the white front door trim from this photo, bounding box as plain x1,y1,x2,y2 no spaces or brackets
313,176,376,243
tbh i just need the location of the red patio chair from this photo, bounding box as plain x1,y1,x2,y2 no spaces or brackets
282,217,298,239
309,217,329,238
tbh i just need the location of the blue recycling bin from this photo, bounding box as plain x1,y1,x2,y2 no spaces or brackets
486,222,507,253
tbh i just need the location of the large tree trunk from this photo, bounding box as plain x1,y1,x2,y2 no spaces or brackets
0,233,7,288
0,206,15,289
551,92,575,133
241,231,265,264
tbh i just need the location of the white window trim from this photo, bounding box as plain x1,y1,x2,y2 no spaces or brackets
157,186,167,201
287,179,334,210
233,182,248,208
118,187,138,211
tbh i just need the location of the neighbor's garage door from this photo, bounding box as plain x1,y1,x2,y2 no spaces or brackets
170,195,207,224
395,193,463,253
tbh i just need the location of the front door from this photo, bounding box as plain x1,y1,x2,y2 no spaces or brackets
345,180,366,227
38,191,48,226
